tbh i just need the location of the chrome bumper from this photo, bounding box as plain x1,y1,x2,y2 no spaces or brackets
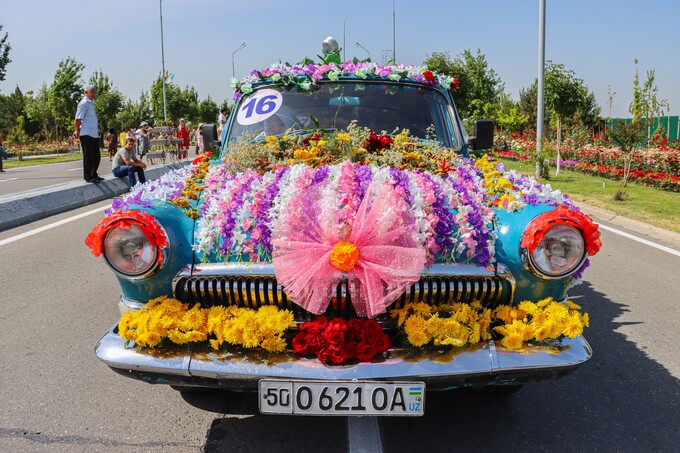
95,325,592,390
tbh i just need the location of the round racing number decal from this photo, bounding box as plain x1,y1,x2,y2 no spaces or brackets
236,89,283,125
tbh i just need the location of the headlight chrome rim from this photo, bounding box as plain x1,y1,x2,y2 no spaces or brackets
522,224,587,280
102,220,168,280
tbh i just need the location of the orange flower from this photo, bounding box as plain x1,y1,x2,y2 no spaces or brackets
329,241,360,272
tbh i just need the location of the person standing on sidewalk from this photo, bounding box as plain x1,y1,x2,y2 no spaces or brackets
0,135,6,172
74,85,102,184
176,118,189,160
137,121,152,160
105,128,118,161
112,137,147,187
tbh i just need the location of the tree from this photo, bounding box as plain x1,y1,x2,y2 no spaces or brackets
628,59,670,140
518,84,538,127
25,84,53,138
48,57,84,138
0,25,11,84
609,120,646,187
0,89,18,134
496,107,529,133
543,62,587,174
424,49,504,120
198,96,219,124
575,90,601,129
117,91,152,130
89,69,123,131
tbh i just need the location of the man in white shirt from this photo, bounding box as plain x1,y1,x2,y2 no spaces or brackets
74,85,102,183
112,137,147,186
218,108,228,133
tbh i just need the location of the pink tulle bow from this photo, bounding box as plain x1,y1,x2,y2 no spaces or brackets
272,180,426,318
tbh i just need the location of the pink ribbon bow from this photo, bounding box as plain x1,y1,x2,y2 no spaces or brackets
272,180,426,318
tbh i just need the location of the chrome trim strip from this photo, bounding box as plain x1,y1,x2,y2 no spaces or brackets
182,262,501,278
95,325,591,383
173,262,515,314
95,326,192,377
118,295,146,315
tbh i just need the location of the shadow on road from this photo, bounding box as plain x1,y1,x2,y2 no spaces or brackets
188,282,679,452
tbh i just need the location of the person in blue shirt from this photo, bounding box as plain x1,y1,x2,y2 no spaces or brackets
74,85,102,184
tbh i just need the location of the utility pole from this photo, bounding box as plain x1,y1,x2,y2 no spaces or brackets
392,0,396,62
160,0,167,122
536,0,546,178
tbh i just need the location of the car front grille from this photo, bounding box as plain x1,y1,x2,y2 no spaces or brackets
172,263,514,323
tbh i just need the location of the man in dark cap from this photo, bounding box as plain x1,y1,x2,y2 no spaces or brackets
74,85,102,183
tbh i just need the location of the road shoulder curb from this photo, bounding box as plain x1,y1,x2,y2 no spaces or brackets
0,162,189,232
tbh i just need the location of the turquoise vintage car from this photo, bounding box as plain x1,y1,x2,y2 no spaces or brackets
90,50,601,416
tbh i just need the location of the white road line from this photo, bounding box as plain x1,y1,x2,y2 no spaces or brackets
599,223,680,258
0,177,19,183
66,167,82,172
0,205,108,247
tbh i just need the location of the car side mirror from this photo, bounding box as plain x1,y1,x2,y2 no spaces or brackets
201,124,221,152
468,120,495,150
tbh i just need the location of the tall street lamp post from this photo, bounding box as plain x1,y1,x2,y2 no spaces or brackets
232,42,246,96
536,0,546,178
159,0,167,122
355,42,370,60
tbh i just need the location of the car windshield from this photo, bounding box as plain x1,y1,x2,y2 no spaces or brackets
227,81,459,148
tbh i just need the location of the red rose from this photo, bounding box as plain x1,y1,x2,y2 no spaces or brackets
345,341,358,359
363,319,382,333
306,334,322,354
311,133,323,141
317,347,331,363
378,134,393,149
301,316,329,334
451,78,460,90
356,341,375,362
302,137,310,146
324,328,346,346
360,328,377,345
423,70,435,82
292,332,309,355
329,346,349,364
328,318,349,333
372,332,392,353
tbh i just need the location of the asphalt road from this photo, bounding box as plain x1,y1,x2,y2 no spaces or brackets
1,201,679,452
0,152,187,197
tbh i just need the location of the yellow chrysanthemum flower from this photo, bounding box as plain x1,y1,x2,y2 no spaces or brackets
293,148,319,160
404,316,430,347
500,332,524,350
567,300,582,310
261,336,287,353
336,132,351,143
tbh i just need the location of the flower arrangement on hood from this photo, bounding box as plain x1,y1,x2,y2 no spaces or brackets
231,62,459,100
195,159,498,268
106,152,213,219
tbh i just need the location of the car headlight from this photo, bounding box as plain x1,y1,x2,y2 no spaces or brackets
526,224,586,278
103,223,159,277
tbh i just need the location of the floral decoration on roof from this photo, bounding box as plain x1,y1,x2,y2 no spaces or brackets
230,62,460,100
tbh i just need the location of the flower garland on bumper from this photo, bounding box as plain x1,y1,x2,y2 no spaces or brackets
118,296,589,364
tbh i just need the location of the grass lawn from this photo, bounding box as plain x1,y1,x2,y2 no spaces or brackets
497,158,680,233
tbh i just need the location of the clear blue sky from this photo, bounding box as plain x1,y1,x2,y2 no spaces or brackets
2,0,679,119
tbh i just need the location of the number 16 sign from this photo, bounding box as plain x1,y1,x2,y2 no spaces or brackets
236,89,283,125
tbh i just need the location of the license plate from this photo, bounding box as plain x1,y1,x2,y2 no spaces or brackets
259,380,425,416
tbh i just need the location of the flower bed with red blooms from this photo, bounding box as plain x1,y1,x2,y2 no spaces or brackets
292,316,391,364
493,133,680,192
